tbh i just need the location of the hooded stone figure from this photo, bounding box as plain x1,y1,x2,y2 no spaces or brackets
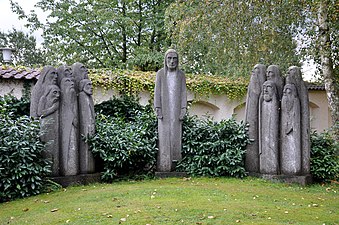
38,84,61,176
245,64,266,173
59,76,79,176
285,66,310,175
72,62,89,93
259,80,280,174
78,79,95,174
57,65,73,86
281,83,301,175
266,65,284,100
30,66,58,118
154,49,187,172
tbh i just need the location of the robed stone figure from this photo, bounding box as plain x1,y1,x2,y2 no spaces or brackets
259,80,279,174
280,83,301,175
154,49,187,172
245,64,266,173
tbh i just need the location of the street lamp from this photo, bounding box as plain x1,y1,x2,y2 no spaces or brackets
1,47,15,64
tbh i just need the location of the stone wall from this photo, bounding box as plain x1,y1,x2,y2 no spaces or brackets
0,79,331,133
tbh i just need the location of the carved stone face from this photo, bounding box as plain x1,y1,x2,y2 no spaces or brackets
83,80,93,95
266,69,275,81
166,52,178,71
64,67,73,78
63,77,75,91
47,85,60,103
47,69,58,85
79,64,88,77
263,82,274,102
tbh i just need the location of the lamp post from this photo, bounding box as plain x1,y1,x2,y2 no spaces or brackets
1,47,15,65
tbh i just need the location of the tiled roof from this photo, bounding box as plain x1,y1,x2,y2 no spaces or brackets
0,66,40,80
0,66,326,90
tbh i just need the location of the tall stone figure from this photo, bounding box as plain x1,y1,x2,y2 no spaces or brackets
30,66,60,176
285,66,310,174
59,74,79,176
38,84,61,176
259,80,279,174
281,83,301,174
245,64,266,173
78,79,96,174
154,49,187,172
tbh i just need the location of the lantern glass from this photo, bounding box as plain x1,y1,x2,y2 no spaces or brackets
1,48,13,63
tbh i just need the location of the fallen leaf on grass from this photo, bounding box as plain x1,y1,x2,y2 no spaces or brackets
50,208,59,212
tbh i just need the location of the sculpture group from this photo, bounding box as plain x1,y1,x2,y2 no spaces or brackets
30,63,95,177
245,64,310,177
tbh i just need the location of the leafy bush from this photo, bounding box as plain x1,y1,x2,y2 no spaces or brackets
310,131,339,182
88,97,157,181
94,95,144,122
177,115,250,178
0,94,30,119
0,115,50,202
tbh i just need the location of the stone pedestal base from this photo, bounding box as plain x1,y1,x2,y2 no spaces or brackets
155,172,187,178
249,173,312,186
50,173,101,187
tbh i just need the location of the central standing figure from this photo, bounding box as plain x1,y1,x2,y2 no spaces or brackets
154,49,187,172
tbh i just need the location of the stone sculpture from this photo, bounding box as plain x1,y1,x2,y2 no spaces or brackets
259,80,279,174
280,83,301,175
154,49,187,172
59,76,79,176
38,84,61,176
30,66,58,118
30,63,96,182
78,79,96,174
266,65,284,100
245,64,266,173
285,66,310,174
244,63,311,184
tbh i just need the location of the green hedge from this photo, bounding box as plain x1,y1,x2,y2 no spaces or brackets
178,115,250,178
310,131,339,182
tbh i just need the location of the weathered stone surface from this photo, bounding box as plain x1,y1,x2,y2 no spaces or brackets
266,65,284,100
286,66,310,175
281,83,301,175
78,79,96,174
72,62,89,93
59,76,79,176
245,64,266,173
154,49,187,172
30,66,58,118
38,84,60,176
259,80,279,174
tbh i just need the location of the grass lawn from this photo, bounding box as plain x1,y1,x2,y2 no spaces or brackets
0,177,338,225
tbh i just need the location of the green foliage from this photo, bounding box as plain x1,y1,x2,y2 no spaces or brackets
0,28,46,67
177,115,250,178
94,95,144,121
310,131,339,182
10,0,174,70
165,1,305,77
0,115,50,202
0,94,30,119
88,97,158,181
89,68,248,100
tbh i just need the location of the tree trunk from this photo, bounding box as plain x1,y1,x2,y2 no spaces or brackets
318,0,339,142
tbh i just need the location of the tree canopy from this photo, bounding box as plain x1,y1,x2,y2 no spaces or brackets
0,28,46,67
10,0,174,71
